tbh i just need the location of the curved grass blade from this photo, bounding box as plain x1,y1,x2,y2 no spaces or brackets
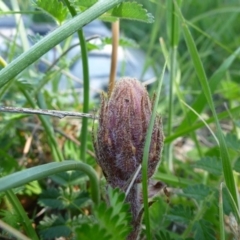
176,2,239,207
0,161,100,205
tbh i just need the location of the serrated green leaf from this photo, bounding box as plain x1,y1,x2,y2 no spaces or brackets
225,133,240,152
193,219,215,240
39,187,89,209
193,157,222,176
71,1,154,23
0,210,22,230
69,0,97,9
102,37,139,48
99,15,118,22
38,188,63,209
155,230,178,240
76,223,111,240
50,171,86,186
182,184,213,201
39,214,71,239
165,205,193,224
75,187,131,240
110,2,154,23
35,0,68,24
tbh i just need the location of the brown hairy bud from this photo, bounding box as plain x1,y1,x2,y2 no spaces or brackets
94,77,164,188
93,78,164,239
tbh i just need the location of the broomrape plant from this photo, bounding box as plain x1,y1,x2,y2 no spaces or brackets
0,0,240,240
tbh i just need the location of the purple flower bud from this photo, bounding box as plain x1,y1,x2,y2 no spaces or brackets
94,78,164,189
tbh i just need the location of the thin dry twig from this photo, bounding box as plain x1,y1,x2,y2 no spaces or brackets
0,106,96,119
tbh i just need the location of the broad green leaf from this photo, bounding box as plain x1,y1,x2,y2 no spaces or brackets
50,171,86,186
193,157,222,176
165,205,193,224
35,0,68,24
193,220,215,240
38,188,63,209
225,134,240,152
70,0,97,8
39,188,89,209
182,184,213,201
72,1,154,23
39,214,71,239
110,2,154,23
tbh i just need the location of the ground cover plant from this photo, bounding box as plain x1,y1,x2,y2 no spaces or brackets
0,0,240,239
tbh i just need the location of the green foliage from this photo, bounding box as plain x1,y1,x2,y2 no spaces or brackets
39,214,72,239
166,205,193,224
37,171,92,238
109,2,154,23
225,133,240,152
71,1,154,23
35,0,68,24
76,188,132,240
102,37,139,48
193,157,222,176
193,220,215,240
69,0,97,8
155,230,179,240
49,171,87,186
0,210,22,231
38,187,89,209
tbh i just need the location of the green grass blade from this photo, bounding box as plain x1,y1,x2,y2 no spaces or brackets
0,219,31,240
0,0,125,88
5,190,39,240
142,62,166,239
63,0,90,162
165,105,240,143
176,44,240,133
0,161,100,205
219,183,225,240
176,3,239,207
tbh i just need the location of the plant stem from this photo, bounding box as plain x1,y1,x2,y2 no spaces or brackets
108,20,119,96
5,190,39,240
63,0,90,162
166,0,179,172
0,219,31,240
21,89,64,161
